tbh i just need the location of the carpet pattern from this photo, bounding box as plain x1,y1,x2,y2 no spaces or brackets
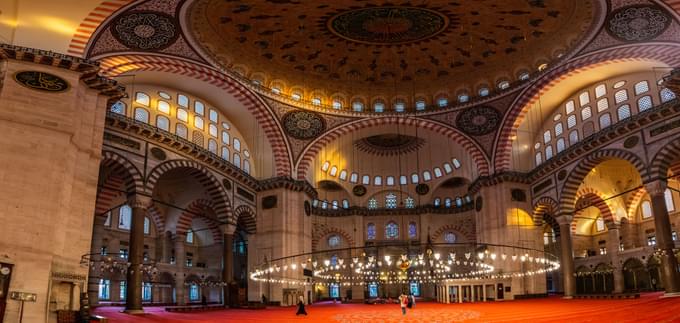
93,293,680,323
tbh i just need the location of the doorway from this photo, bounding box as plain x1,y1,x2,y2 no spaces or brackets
497,283,504,300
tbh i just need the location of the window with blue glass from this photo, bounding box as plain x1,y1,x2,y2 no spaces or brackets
434,198,441,207
331,254,338,266
118,205,132,230
142,282,152,301
385,222,399,239
367,223,376,240
328,235,340,248
119,281,126,300
444,198,452,208
405,197,415,209
330,284,340,298
385,193,397,209
369,283,378,298
368,198,378,209
98,279,110,300
408,222,417,239
190,284,200,301
410,282,420,296
455,197,463,207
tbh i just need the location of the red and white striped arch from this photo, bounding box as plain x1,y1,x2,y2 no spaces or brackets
494,43,680,173
295,117,490,180
99,54,293,176
67,0,133,57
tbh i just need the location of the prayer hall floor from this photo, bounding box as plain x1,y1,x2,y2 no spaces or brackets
93,292,680,322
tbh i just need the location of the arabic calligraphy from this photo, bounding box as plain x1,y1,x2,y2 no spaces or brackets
14,71,69,92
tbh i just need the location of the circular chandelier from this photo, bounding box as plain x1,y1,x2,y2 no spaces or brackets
80,253,158,277
250,242,560,287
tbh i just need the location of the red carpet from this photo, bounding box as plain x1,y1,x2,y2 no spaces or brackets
93,293,680,322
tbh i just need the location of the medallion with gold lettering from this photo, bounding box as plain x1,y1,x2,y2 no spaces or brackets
14,71,69,93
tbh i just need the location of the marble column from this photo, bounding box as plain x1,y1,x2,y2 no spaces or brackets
125,195,151,314
483,284,487,301
222,224,235,307
458,285,463,303
646,181,680,294
558,217,576,298
173,233,187,305
471,285,476,302
606,226,624,293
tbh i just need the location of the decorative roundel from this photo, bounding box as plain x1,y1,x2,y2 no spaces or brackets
14,71,69,92
304,201,311,216
281,110,326,140
112,11,179,51
415,183,430,195
607,5,671,42
623,135,640,149
475,196,483,212
149,147,167,161
455,106,502,136
557,169,568,181
353,185,367,197
327,7,449,45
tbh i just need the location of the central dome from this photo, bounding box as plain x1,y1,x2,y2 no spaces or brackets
188,0,596,111
327,7,450,45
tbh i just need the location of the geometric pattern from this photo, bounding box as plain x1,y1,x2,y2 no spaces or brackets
431,224,475,243
234,205,257,234
607,5,671,42
312,225,355,251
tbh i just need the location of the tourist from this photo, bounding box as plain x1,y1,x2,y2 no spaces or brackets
296,294,308,316
399,293,408,315
408,293,415,309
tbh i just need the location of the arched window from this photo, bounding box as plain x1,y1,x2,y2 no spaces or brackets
209,124,218,137
599,113,611,129
434,198,441,207
423,171,432,182
157,100,170,114
291,92,302,101
186,229,194,243
455,197,463,207
208,139,217,153
556,138,566,153
350,172,358,183
367,224,376,240
134,108,149,123
233,153,241,168
543,130,551,144
597,98,609,112
452,158,461,169
444,232,456,243
567,115,577,129
221,131,230,144
385,193,397,209
545,145,553,160
565,100,575,114
368,198,378,209
661,88,677,103
458,93,469,103
554,123,563,136
444,198,452,208
373,101,385,112
385,222,399,239
405,197,415,209
321,200,328,209
339,170,348,181
535,152,542,166
373,176,382,186
321,161,330,172
518,71,530,81
638,95,653,112
194,101,205,115
118,205,131,230
641,201,653,219
595,217,605,232
243,160,251,174
478,87,490,97
438,97,448,107
178,94,189,107
408,222,417,238
176,123,188,139
233,138,241,152
581,106,592,121
271,87,281,95
328,235,340,247
194,116,204,130
177,108,188,122
144,217,150,235
386,176,395,186
156,115,170,131
431,168,442,178
362,175,370,185
329,166,338,177
400,175,408,185
311,97,321,106
342,199,349,209
135,92,150,106
331,200,339,210
498,80,510,90
209,109,218,123
615,89,628,104
415,100,426,110
332,100,342,109
569,130,579,145
221,147,229,161
394,101,405,112
443,163,453,174
634,81,649,95
665,188,675,212
111,101,126,114
579,91,590,106
352,101,364,112
411,173,419,184
617,104,631,121
192,131,204,146
595,84,607,98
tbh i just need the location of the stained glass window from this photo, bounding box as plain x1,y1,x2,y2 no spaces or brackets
328,235,340,247
368,198,378,209
385,222,399,239
408,222,417,239
367,224,376,240
405,197,415,209
385,193,397,209
444,232,456,243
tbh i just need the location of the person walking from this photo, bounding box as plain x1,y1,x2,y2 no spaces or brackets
399,293,408,315
296,294,308,316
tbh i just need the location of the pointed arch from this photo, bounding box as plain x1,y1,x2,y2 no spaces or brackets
146,159,233,225
532,196,559,226
625,187,647,219
650,136,680,183
559,149,649,218
234,205,257,234
431,224,475,243
95,150,145,215
574,187,615,226
312,225,355,251
146,203,165,234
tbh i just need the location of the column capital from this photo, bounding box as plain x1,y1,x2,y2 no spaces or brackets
220,224,237,235
172,233,186,243
127,194,153,209
645,180,668,196
556,215,573,226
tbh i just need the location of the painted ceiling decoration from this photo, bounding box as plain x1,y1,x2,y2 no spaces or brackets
281,110,327,140
354,134,426,156
455,106,502,136
111,11,179,51
606,4,672,42
187,0,596,107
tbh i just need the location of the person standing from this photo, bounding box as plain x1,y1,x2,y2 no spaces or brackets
408,293,415,309
296,294,308,316
399,293,408,315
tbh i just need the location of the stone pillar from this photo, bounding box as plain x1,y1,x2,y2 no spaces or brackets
483,284,487,301
173,234,187,305
458,285,463,303
161,231,173,263
646,181,680,295
125,195,151,314
222,224,235,307
607,226,624,293
445,285,450,304
471,285,475,302
558,217,576,298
